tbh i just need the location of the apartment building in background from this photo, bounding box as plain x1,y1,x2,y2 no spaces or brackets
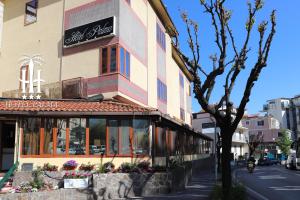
263,96,300,141
242,115,282,158
0,0,212,171
192,112,249,159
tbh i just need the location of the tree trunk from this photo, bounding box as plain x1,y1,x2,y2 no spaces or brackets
221,128,233,199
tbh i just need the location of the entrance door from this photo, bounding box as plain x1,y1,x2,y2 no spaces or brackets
1,122,15,171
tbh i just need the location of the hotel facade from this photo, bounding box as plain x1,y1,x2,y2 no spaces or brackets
0,0,211,171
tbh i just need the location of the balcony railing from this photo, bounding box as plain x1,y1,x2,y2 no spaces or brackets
232,133,247,143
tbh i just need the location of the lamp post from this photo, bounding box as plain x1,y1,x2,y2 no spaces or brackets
214,120,218,183
209,115,218,183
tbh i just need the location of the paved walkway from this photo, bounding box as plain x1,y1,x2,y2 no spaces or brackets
140,170,216,200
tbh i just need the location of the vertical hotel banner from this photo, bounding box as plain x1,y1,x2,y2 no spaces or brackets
64,16,116,48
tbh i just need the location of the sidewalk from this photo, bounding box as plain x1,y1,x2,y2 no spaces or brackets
141,170,216,200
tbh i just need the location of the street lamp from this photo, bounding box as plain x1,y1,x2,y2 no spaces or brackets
209,115,218,183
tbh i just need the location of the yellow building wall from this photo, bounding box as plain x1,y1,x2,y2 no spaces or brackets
61,49,100,80
18,157,151,170
0,0,63,94
64,0,95,10
146,2,157,109
130,0,147,26
0,0,192,125
130,55,148,91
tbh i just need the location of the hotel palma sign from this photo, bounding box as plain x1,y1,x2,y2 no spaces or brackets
64,16,116,48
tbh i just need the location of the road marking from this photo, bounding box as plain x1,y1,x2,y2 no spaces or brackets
269,186,300,191
258,175,287,180
246,186,269,200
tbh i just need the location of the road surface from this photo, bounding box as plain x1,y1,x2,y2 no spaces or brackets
236,165,300,200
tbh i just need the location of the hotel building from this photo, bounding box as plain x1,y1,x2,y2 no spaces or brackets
0,0,211,171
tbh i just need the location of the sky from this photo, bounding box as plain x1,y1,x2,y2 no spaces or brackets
163,0,300,114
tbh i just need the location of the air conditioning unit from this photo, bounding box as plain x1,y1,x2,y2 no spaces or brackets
62,77,87,99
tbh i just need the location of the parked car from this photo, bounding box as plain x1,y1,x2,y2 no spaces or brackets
258,157,272,166
269,158,280,165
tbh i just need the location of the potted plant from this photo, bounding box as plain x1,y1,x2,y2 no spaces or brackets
42,163,58,171
63,172,90,189
79,162,95,171
62,160,78,171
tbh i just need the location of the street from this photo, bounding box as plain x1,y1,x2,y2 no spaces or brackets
236,165,300,200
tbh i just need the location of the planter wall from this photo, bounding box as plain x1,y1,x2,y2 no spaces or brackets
93,172,172,199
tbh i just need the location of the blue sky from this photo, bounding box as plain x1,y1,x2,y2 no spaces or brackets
163,0,300,114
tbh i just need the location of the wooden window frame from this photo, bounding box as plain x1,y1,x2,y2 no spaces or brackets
100,45,119,75
20,117,149,158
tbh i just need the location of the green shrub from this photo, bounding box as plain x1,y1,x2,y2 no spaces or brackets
97,162,115,173
210,184,247,200
119,162,136,173
137,161,150,170
30,167,44,189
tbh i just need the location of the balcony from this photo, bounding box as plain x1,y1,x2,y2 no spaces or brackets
232,133,247,143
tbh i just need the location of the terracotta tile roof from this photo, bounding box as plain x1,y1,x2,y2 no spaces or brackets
0,99,155,113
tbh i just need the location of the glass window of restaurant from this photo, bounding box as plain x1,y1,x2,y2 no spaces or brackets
69,118,86,155
56,119,67,155
22,118,41,155
89,118,106,155
43,118,54,154
133,119,149,155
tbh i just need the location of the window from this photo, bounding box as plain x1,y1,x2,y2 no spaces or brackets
43,118,54,155
101,46,117,74
180,108,185,121
56,119,67,155
89,118,106,155
107,119,131,156
179,73,184,88
168,130,177,156
156,23,166,50
22,118,40,155
257,120,264,126
133,119,149,155
155,127,166,156
101,45,130,78
69,118,86,155
202,122,215,129
246,121,249,125
120,46,130,78
157,79,167,102
101,48,108,74
110,46,117,72
120,120,131,155
25,0,38,25
108,120,118,155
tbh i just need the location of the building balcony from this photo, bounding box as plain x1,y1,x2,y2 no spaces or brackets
232,133,247,144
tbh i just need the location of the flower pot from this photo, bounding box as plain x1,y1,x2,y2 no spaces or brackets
63,166,76,171
64,178,88,189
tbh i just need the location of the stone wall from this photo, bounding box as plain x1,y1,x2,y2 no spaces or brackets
2,156,214,200
93,173,171,199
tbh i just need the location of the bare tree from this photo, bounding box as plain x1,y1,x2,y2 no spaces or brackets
247,133,264,158
178,0,276,198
